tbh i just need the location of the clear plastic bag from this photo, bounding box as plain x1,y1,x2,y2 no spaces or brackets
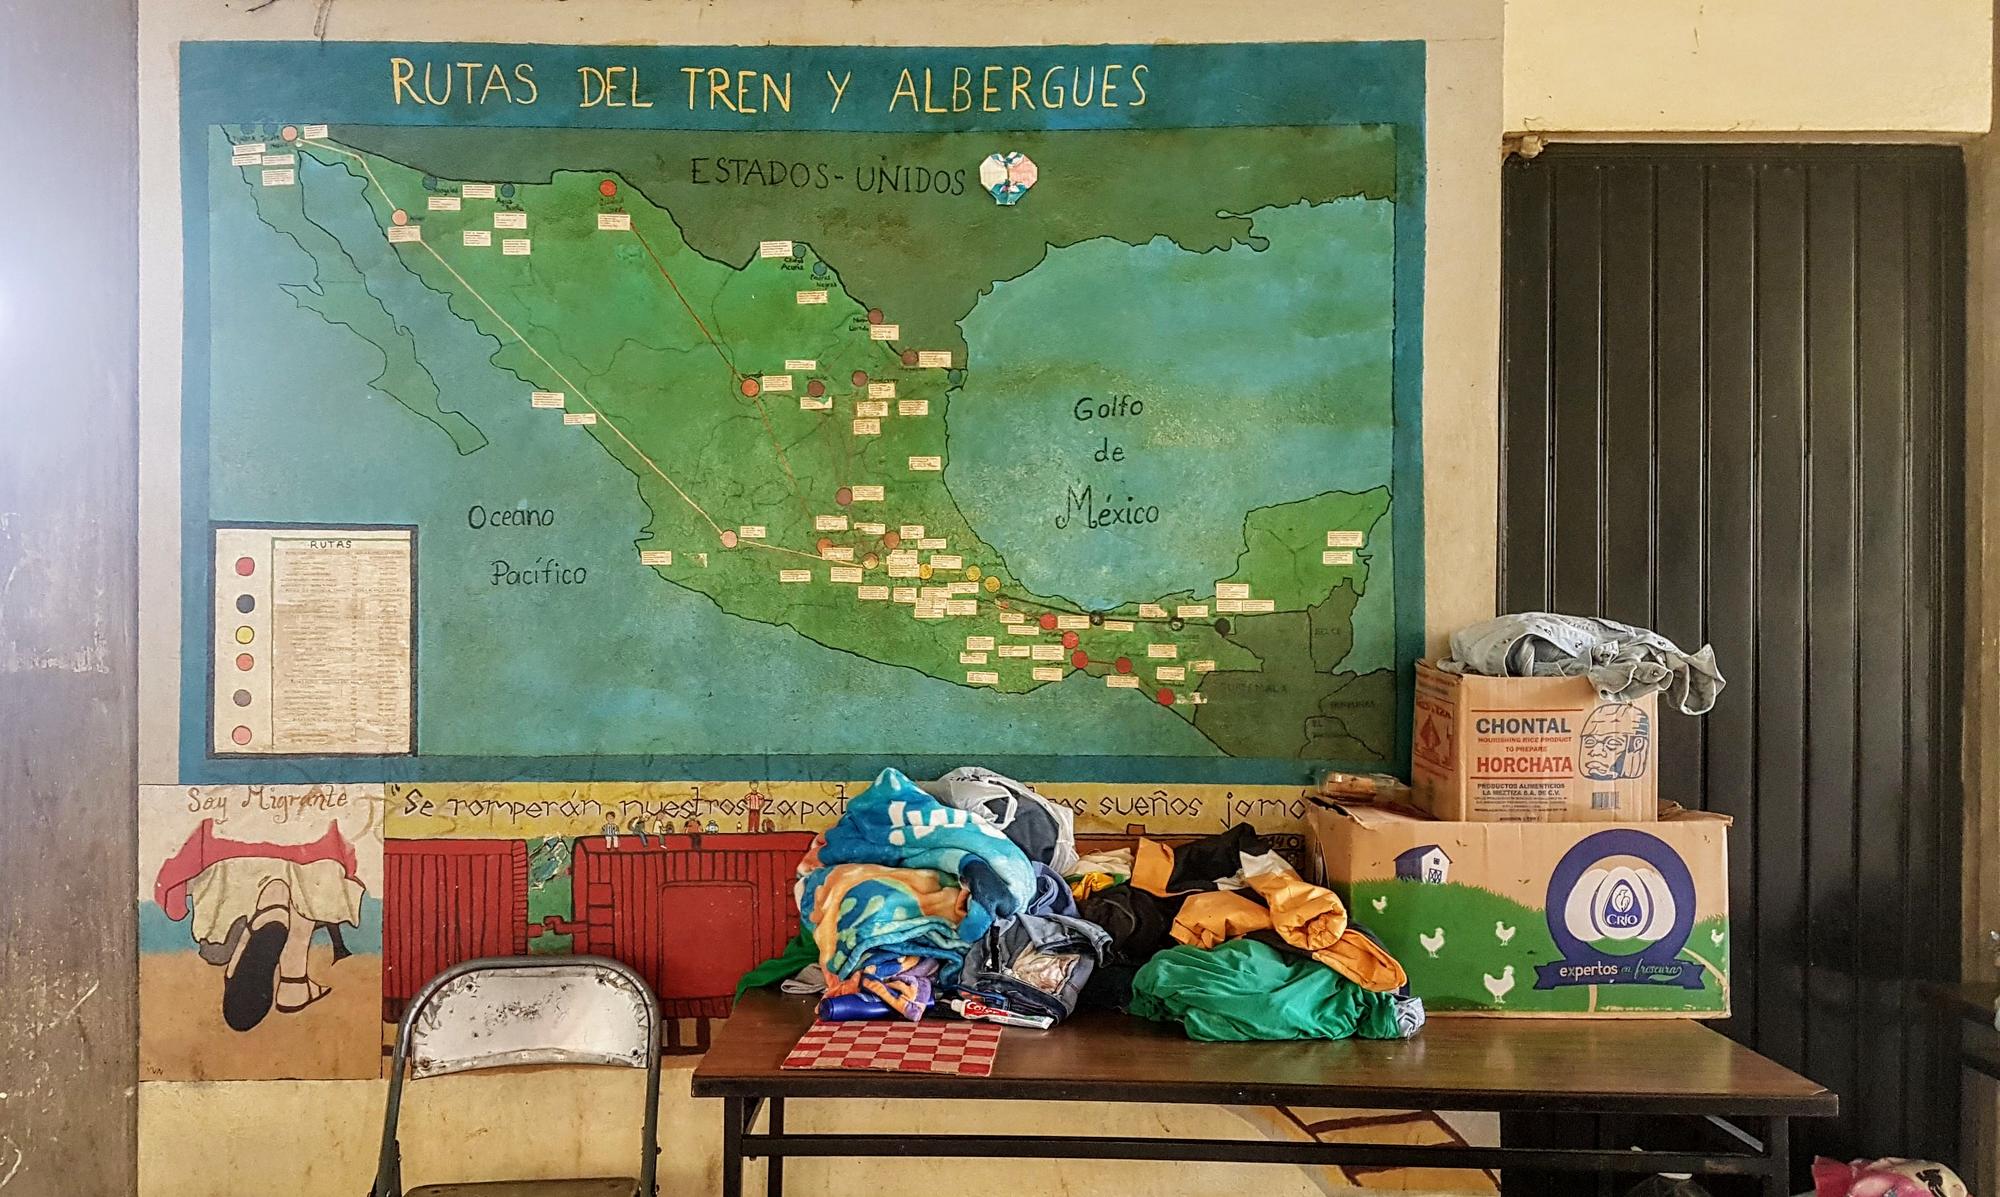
1624,1176,1711,1197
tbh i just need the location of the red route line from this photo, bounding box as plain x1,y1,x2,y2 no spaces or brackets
628,225,740,378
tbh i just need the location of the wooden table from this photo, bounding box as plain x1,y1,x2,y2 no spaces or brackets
693,992,1836,1196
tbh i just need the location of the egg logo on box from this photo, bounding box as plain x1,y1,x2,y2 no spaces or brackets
1563,863,1677,949
1537,829,1705,991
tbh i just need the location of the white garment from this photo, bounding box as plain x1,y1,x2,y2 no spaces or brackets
186,856,363,945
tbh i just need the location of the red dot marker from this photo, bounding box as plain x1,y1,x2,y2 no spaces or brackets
281,125,299,142
1155,689,1175,707
739,377,762,398
867,308,885,325
1038,613,1058,630
881,531,901,549
1114,656,1133,674
234,556,256,577
599,179,618,198
720,530,739,548
1070,650,1089,669
835,486,854,507
901,349,919,367
816,537,833,555
391,209,409,226
807,379,827,398
1061,631,1080,649
231,725,253,746
235,653,255,672
851,370,869,387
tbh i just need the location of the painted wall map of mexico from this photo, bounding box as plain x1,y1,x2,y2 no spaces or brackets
176,41,1423,787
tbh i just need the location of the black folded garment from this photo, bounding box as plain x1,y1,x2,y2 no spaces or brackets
1159,822,1268,893
1077,884,1178,966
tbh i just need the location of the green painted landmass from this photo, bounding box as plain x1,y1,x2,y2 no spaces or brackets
334,125,1399,361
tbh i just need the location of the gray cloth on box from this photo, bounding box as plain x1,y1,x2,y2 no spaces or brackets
958,913,1110,1023
922,766,1080,874
1439,612,1726,716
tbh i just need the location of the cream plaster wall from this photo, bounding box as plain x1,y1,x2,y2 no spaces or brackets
1505,0,1992,135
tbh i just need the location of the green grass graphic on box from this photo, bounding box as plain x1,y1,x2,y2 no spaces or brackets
1345,879,1729,1014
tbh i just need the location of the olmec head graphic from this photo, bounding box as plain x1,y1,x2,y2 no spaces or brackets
1579,702,1650,781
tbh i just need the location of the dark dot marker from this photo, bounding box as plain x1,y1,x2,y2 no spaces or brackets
866,308,884,325
499,182,517,199
806,379,827,398
1168,617,1185,632
851,370,869,387
422,174,439,191
1213,617,1232,636
232,689,252,707
236,594,255,614
1088,612,1104,626
901,349,919,367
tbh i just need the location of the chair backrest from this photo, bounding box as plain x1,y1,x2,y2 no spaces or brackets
373,956,660,1196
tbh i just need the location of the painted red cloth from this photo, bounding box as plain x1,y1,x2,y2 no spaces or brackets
153,818,358,919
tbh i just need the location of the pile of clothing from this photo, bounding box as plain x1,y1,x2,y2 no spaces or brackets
737,766,1422,1043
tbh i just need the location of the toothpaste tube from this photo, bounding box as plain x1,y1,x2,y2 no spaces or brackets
948,996,1053,1029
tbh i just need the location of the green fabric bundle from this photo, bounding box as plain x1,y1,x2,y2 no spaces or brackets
1130,938,1403,1042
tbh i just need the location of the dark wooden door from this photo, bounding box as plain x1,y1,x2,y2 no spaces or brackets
1499,145,1966,1185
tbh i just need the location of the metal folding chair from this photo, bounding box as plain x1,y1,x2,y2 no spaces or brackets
371,956,662,1196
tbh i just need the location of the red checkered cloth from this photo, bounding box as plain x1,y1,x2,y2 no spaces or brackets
781,1020,1003,1076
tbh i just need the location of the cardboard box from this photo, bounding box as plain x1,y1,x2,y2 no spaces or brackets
1411,660,1657,822
1309,799,1731,1017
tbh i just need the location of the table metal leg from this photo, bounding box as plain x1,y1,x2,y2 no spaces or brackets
1763,1117,1791,1197
767,1097,786,1197
722,1096,746,1197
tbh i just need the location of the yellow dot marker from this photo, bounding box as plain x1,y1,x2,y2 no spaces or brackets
983,575,1002,593
234,626,255,645
965,565,982,581
863,553,880,570
918,563,934,580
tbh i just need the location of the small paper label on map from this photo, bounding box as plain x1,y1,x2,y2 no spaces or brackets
1026,665,1061,682
998,612,1026,624
463,230,491,247
1138,604,1168,619
1241,598,1276,613
1322,549,1356,566
1327,530,1366,548
1176,605,1210,619
965,636,996,652
1189,693,1208,705
914,605,945,620
796,290,828,304
917,538,948,551
1215,599,1245,614
738,525,767,539
562,412,597,425
502,238,532,255
919,587,950,602
779,570,812,583
260,153,296,167
759,239,794,258
856,400,888,418
1056,614,1088,630
1217,583,1251,600
1106,675,1141,689
1192,660,1216,673
386,225,421,243
930,554,963,570
960,652,989,665
888,561,920,579
851,418,881,436
855,522,885,536
1007,625,1039,636
598,212,631,231
462,182,496,199
1104,619,1135,632
908,456,943,472
639,550,672,566
815,515,850,532
262,168,296,187
946,599,977,616
900,525,926,538
966,670,999,685
821,546,854,561
892,587,918,604
869,324,900,341
830,566,863,584
1148,643,1178,658
761,374,794,393
799,397,832,411
429,195,461,211
1156,666,1187,681
1030,643,1063,661
851,485,884,502
917,350,952,368
998,644,1032,658
530,391,565,408
494,211,527,229
232,142,268,156
898,399,930,417
859,586,890,601
868,381,897,399
303,125,329,139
